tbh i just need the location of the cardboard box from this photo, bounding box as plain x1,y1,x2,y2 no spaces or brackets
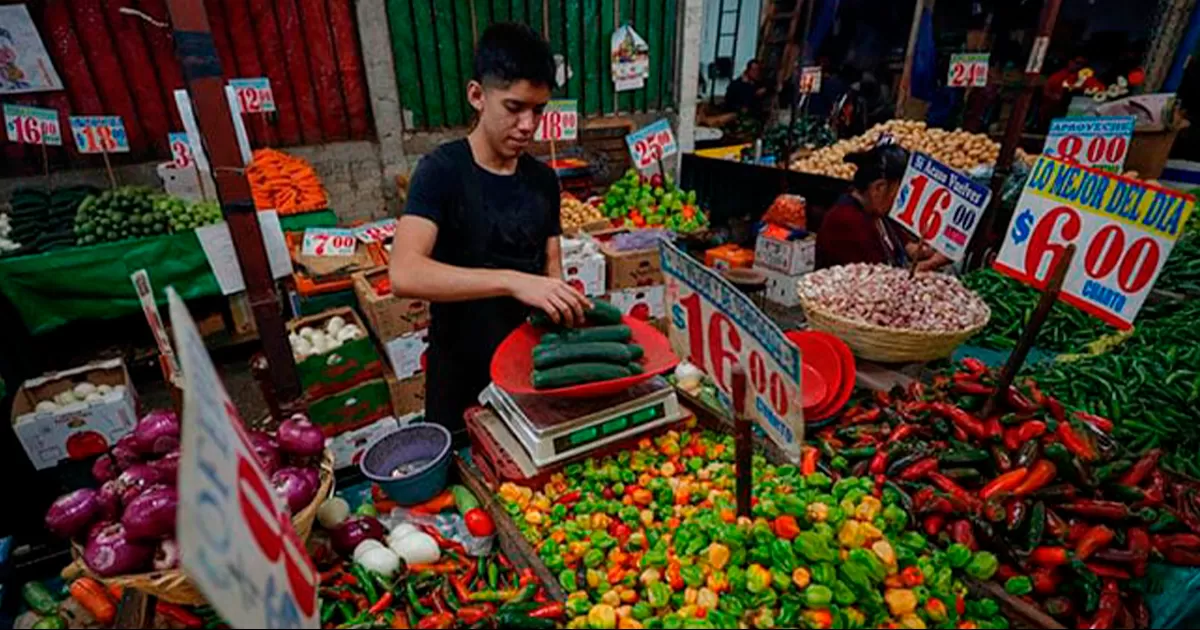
384,329,429,379
754,233,815,276
562,251,606,297
352,268,430,341
288,308,384,399
386,371,427,417
607,285,666,323
705,244,755,270
757,265,804,307
308,378,393,437
11,359,139,470
599,239,663,289
326,415,399,470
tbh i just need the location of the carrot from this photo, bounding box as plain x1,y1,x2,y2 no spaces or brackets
410,490,457,515
70,577,116,624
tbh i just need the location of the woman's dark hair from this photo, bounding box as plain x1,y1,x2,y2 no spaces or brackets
845,144,910,191
473,23,557,89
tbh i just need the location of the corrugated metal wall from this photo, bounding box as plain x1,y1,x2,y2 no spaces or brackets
1,0,372,177
387,0,679,130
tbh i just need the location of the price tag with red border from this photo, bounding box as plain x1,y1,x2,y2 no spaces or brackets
169,132,195,168
626,119,677,170
948,53,989,88
994,155,1195,329
354,219,396,244
301,228,357,257
229,77,277,114
799,66,823,94
535,99,579,142
661,240,804,462
3,104,62,146
890,152,992,262
69,115,130,154
1042,116,1136,173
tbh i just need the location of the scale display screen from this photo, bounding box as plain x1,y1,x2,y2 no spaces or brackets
552,402,667,454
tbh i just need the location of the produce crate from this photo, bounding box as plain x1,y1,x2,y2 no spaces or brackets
307,377,392,437
287,307,384,400
285,232,387,297
351,268,429,341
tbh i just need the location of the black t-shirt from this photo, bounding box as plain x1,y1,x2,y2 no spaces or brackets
726,78,758,111
402,139,560,430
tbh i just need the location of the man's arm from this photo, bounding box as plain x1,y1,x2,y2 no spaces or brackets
545,236,563,279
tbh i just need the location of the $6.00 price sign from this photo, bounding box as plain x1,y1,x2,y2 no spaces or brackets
661,241,804,461
995,155,1195,329
890,152,992,262
301,228,357,257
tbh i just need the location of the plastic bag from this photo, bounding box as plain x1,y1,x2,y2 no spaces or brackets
382,507,494,557
763,194,807,229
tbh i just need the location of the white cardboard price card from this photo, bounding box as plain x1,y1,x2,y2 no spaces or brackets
948,53,989,88
169,132,195,168
660,240,804,462
301,228,357,257
169,289,319,629
626,119,678,170
3,104,62,146
229,77,277,113
890,152,992,262
535,99,579,142
354,218,396,244
995,155,1195,329
1042,116,1136,173
69,115,130,153
799,66,823,94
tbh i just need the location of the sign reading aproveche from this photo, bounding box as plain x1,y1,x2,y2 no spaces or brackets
626,119,678,169
1042,116,1136,173
890,152,992,262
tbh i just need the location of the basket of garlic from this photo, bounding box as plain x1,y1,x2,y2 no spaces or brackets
287,307,384,398
796,264,991,362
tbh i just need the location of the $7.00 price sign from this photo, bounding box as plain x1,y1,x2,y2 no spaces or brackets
535,99,579,142
1042,116,1135,173
69,116,130,154
889,152,992,262
229,77,277,114
626,119,678,169
3,104,63,146
661,240,804,461
168,289,318,629
995,155,1195,329
301,228,357,257
948,53,989,88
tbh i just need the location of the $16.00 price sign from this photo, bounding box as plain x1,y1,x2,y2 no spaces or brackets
995,155,1195,329
661,240,804,461
3,104,62,146
69,116,130,154
301,228,357,257
535,99,579,142
229,77,277,114
1042,116,1135,173
948,53,989,88
889,152,992,262
626,119,678,169
168,289,318,629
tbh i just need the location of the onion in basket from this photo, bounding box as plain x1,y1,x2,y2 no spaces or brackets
798,264,988,332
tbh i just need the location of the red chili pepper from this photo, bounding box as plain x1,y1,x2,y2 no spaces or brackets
1012,460,1057,496
1045,396,1066,423
1074,411,1114,433
898,457,939,481
953,381,995,396
1141,470,1166,506
927,472,973,503
1067,521,1093,544
528,602,567,619
156,602,202,629
1030,567,1061,595
1085,563,1131,580
955,594,966,616
907,381,926,400
1029,546,1072,567
887,423,925,444
1002,427,1022,452
980,467,1029,500
1117,449,1162,487
948,519,977,551
1084,580,1121,629
1025,379,1047,406
912,487,936,511
869,448,890,475
995,564,1020,582
1127,527,1150,577
455,604,496,624
368,591,394,615
555,490,582,505
924,513,946,536
931,402,990,441
984,416,1003,440
1058,500,1130,520
1016,420,1048,444
1045,509,1071,540
962,357,989,376
800,446,820,475
1005,386,1039,413
1151,533,1200,551
417,611,455,629
1162,547,1200,565
1056,422,1096,461
874,390,893,407
1075,525,1115,561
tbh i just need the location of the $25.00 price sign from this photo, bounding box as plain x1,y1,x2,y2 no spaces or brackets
3,104,62,146
168,289,318,629
948,53,989,88
301,228,357,257
69,116,130,154
535,99,579,142
889,152,992,262
995,155,1195,329
661,241,804,461
229,77,277,114
626,119,678,169
1042,116,1135,173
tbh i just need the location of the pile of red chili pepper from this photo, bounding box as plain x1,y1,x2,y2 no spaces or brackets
812,358,1200,629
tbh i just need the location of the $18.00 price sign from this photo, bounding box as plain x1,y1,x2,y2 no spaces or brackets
948,53,989,88
354,218,396,244
229,77,277,114
995,155,1195,329
661,240,804,461
301,228,357,257
3,104,62,146
626,119,678,169
535,99,579,142
889,152,992,262
1042,116,1135,173
69,116,130,154
168,290,318,629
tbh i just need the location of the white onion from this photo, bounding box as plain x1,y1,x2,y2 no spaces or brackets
325,316,346,334
74,382,97,398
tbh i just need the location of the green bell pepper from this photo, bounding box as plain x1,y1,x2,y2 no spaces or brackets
662,613,684,629
681,565,705,589
839,563,873,596
804,584,834,608
777,596,803,627
719,592,747,617
559,569,578,592
832,580,858,605
647,581,672,608
965,551,999,580
566,593,592,616
727,566,747,593
779,495,807,516
882,504,907,530
771,538,798,574
751,588,779,610
795,531,837,563
773,569,793,592
583,548,605,569
811,563,837,585
705,610,737,628
747,566,772,594
847,549,886,582
805,472,833,489
643,548,669,569
632,602,654,620
945,543,972,569
1005,576,1033,596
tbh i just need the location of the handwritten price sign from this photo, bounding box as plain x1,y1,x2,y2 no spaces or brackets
626,119,678,169
995,155,1195,329
661,240,804,462
948,53,989,88
1042,116,1135,173
229,77,277,114
354,219,396,244
69,116,130,154
169,132,195,168
301,228,357,257
169,290,318,629
535,99,579,142
3,104,62,146
799,66,823,94
890,152,992,262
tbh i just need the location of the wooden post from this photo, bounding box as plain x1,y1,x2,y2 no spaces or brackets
895,0,928,118
40,140,51,190
100,146,118,188
732,364,752,518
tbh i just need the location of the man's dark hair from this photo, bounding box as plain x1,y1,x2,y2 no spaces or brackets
473,23,556,89
746,59,760,71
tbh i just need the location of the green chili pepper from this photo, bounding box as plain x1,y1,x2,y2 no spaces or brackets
352,564,378,602
1004,576,1033,596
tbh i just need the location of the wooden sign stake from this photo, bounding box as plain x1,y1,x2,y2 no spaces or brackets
908,241,925,278
549,135,560,191
980,243,1076,419
100,145,118,189
732,364,753,518
40,140,51,190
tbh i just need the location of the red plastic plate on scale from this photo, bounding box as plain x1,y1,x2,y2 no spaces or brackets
491,316,680,398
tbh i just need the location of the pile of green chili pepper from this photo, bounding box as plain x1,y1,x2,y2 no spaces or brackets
1157,213,1200,296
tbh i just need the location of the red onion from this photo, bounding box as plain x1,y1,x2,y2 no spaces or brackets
83,522,153,577
115,464,162,505
98,481,121,520
154,538,180,571
121,485,178,540
248,431,281,475
271,466,319,513
148,450,180,485
45,488,101,539
112,435,140,470
278,415,325,462
133,410,180,455
92,454,118,483
330,516,385,556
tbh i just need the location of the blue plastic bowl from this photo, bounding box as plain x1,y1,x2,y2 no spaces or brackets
359,423,452,505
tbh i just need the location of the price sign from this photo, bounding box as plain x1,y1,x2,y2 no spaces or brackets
948,53,989,88
890,152,992,262
229,77,277,113
69,116,130,153
995,155,1195,329
535,99,579,142
354,218,396,244
799,66,823,94
301,228,357,257
169,290,318,629
626,119,678,169
3,104,62,145
1042,116,1136,173
169,132,195,168
661,240,804,462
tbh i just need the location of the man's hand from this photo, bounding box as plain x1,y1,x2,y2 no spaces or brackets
509,272,592,327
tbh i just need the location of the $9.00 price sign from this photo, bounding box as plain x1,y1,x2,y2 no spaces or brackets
354,218,396,244
301,228,357,257
661,241,804,461
1042,116,1135,173
535,99,579,142
995,155,1195,329
229,77,277,114
169,132,195,168
69,116,130,154
3,104,62,146
626,119,678,169
890,152,992,262
948,53,989,88
168,289,318,629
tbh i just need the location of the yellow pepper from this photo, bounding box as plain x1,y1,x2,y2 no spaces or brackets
899,613,927,629
619,589,639,604
697,587,719,610
707,543,731,570
661,462,677,476
640,568,662,585
885,589,918,616
498,483,522,502
792,567,811,589
872,540,898,573
706,572,728,593
807,502,829,523
858,522,885,543
587,569,603,589
524,511,543,525
838,521,864,547
588,604,617,629
531,495,551,512
601,590,621,606
855,496,882,521
617,618,644,629
591,513,611,529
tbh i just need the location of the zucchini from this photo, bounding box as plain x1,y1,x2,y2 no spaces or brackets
450,484,480,511
532,363,632,389
532,342,643,369
541,325,633,345
530,300,625,328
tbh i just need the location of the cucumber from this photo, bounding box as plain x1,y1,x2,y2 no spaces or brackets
627,362,644,375
532,342,642,369
532,363,632,389
541,325,633,345
450,484,480,511
530,300,625,328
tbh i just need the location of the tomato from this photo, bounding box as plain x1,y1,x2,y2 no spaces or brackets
66,431,109,460
464,508,495,537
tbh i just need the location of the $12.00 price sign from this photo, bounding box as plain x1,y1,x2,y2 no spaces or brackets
889,152,992,262
948,53,989,88
229,77,277,114
995,155,1195,329
626,119,678,169
168,289,318,629
69,116,130,154
169,132,195,168
301,228,357,257
3,104,62,146
661,240,804,461
535,99,579,142
1042,116,1135,173
354,218,396,244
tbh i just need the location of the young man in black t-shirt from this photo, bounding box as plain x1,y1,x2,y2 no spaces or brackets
390,23,591,435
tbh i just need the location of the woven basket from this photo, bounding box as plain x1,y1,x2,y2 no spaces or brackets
64,449,334,605
798,294,990,363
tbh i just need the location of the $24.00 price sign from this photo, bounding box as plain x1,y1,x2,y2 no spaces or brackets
69,116,130,154
3,104,62,146
229,77,277,114
1042,116,1135,173
169,132,195,168
948,53,989,88
301,228,357,257
890,152,992,262
626,119,678,169
169,290,318,629
995,155,1195,329
661,240,804,462
535,99,579,142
